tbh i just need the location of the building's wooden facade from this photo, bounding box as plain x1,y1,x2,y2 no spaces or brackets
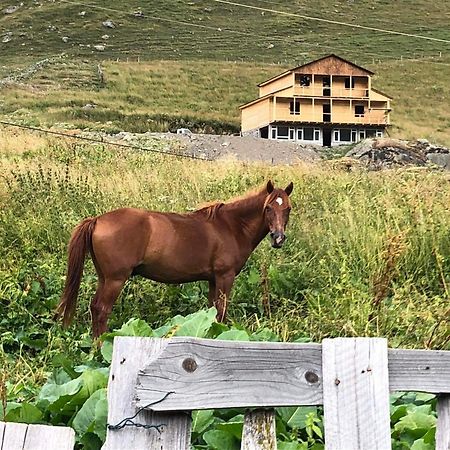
240,54,392,146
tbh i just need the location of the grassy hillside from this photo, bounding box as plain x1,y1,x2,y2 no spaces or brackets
1,55,450,143
1,0,449,63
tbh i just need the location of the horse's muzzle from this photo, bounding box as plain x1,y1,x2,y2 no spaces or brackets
270,232,286,248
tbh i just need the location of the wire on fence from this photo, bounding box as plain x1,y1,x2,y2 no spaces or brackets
0,120,212,162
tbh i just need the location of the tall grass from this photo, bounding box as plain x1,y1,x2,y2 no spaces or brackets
0,129,448,395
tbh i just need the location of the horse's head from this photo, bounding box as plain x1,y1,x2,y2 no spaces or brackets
264,180,294,248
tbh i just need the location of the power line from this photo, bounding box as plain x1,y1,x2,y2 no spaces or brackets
0,120,212,161
211,0,450,44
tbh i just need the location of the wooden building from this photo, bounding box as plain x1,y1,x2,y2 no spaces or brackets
240,54,392,146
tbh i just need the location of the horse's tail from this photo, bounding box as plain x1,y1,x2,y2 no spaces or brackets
56,217,97,327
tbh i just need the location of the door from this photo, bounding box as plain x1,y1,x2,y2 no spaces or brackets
323,76,331,96
323,129,332,147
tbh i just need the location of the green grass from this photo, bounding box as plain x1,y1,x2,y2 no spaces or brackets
1,0,449,63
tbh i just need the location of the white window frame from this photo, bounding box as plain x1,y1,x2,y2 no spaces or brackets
376,130,384,138
297,128,303,141
359,130,366,141
333,129,339,142
289,99,301,115
351,130,357,142
314,129,321,141
289,128,295,140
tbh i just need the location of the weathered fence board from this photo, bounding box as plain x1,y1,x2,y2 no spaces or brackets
102,337,191,450
322,338,391,450
242,409,277,450
135,338,450,411
436,394,450,450
0,421,75,450
136,338,323,410
388,348,450,393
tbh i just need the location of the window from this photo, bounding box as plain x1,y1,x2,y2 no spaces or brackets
290,99,301,115
297,129,303,141
296,74,311,86
366,129,376,138
271,127,276,139
304,127,314,140
355,105,365,117
314,129,321,141
333,130,339,142
277,126,289,140
344,77,355,89
359,130,366,140
351,130,357,142
340,129,351,142
289,128,295,140
376,130,384,138
323,103,331,122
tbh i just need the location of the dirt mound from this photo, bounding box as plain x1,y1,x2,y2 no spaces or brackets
82,130,322,164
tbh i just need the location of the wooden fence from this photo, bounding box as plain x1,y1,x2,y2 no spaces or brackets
103,336,450,450
0,421,74,450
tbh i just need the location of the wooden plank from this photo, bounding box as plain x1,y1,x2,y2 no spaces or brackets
23,424,75,450
0,422,74,450
136,338,323,410
388,349,450,394
436,394,450,450
103,337,191,450
1,422,28,450
136,338,450,411
322,338,391,450
242,409,277,450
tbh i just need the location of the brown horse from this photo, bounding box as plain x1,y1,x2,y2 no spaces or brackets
56,180,293,337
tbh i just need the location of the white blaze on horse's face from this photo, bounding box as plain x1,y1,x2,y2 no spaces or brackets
276,197,283,206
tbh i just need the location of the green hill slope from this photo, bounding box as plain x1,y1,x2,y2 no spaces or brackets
1,0,449,63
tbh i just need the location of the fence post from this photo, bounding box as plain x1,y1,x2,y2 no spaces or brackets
242,409,277,450
322,338,391,450
436,394,450,450
102,337,191,450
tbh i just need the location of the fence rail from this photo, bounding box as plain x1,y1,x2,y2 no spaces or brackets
0,421,75,450
103,336,450,450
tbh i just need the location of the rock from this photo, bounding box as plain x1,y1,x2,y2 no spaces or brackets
82,103,96,109
94,44,105,51
346,137,450,170
3,5,20,14
102,20,115,28
101,34,109,40
2,32,12,43
62,36,69,43
78,10,86,16
267,43,274,49
133,10,144,17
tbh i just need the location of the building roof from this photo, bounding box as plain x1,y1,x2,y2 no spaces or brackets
258,54,375,87
372,87,393,100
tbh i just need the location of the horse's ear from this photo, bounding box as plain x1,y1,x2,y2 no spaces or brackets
285,182,294,196
266,180,274,194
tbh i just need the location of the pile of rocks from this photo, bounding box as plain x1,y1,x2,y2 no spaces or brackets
346,138,450,170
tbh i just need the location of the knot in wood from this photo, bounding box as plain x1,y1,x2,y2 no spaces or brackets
304,370,319,384
182,357,197,373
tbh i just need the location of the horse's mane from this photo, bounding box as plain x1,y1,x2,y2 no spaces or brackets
193,185,267,221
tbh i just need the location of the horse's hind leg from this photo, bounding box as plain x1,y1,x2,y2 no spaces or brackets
90,278,127,338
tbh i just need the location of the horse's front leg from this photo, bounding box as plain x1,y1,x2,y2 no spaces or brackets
214,272,235,322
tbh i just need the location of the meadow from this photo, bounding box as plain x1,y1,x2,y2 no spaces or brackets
0,127,448,447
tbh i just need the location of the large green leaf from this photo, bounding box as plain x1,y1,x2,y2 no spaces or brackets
72,388,107,442
278,442,308,450
277,406,317,429
394,411,436,433
4,402,43,423
410,438,434,450
215,414,244,439
216,329,250,341
192,410,215,435
173,308,217,338
203,429,239,450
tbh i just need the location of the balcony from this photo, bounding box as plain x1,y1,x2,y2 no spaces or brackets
293,86,369,99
